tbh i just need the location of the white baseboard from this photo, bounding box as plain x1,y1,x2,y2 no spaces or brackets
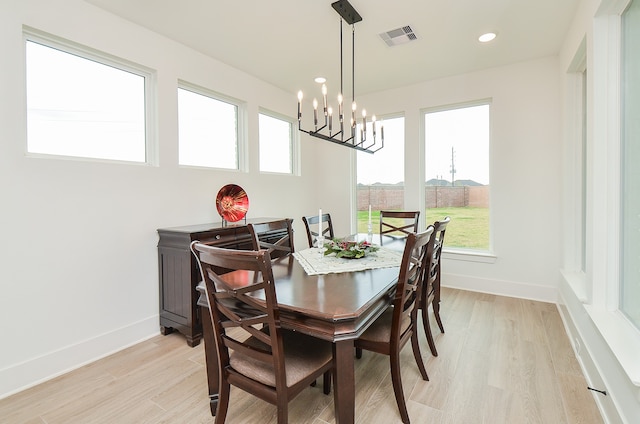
557,281,632,424
442,272,559,303
0,316,159,400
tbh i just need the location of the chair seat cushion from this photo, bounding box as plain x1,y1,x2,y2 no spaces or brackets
357,307,411,343
229,329,332,388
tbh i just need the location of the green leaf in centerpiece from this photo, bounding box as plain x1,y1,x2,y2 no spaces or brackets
324,238,378,259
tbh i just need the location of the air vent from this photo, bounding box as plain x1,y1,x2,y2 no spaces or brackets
379,25,418,47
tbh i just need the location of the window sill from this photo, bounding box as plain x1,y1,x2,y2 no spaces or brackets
442,248,497,264
560,269,589,302
584,305,640,387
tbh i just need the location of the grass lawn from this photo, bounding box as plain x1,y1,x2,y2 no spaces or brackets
357,207,489,250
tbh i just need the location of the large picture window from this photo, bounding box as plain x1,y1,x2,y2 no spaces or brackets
620,0,640,330
25,33,151,163
424,103,490,251
356,116,405,233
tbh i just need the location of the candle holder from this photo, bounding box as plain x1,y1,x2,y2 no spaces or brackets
316,236,325,258
367,223,373,244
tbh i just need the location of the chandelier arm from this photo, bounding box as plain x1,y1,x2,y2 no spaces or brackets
306,131,374,154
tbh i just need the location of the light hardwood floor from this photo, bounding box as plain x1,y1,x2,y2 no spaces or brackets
0,288,603,424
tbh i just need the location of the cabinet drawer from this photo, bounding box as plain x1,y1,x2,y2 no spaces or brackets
198,232,237,247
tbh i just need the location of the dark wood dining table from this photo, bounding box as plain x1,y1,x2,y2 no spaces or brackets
196,250,401,424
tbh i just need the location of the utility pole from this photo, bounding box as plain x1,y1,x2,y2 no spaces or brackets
450,147,456,186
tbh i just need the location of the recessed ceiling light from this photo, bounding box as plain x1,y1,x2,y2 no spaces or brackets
314,77,326,83
478,32,497,43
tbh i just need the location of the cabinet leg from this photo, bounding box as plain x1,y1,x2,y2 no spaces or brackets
186,335,202,347
160,326,174,335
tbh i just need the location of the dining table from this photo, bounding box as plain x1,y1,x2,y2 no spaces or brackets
196,240,405,424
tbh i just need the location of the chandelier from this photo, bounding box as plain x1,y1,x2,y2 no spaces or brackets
296,0,383,154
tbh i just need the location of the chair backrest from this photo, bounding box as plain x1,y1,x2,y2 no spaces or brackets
248,219,295,259
379,210,420,245
429,216,450,283
190,242,288,390
421,216,450,305
302,213,334,247
432,216,450,248
390,226,434,343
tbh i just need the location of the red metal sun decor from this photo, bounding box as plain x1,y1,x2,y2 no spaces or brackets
215,184,249,222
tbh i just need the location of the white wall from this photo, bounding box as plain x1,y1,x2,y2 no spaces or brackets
358,57,562,303
0,0,328,397
0,0,578,406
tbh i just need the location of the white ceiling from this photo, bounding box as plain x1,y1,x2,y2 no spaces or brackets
85,0,579,97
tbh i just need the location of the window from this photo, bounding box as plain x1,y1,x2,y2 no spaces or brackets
25,32,151,163
356,115,405,233
178,85,240,169
620,0,640,330
580,68,588,272
424,103,490,250
567,38,588,275
258,111,295,174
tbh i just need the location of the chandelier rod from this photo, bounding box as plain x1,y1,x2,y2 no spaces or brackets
351,24,355,109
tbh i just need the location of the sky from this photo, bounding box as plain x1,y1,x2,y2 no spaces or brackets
357,104,490,186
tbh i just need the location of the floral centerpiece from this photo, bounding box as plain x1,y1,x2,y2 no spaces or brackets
323,238,378,259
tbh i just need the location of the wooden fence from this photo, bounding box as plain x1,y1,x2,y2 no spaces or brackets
356,185,489,210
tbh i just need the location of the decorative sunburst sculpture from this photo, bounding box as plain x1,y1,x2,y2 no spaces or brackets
215,184,249,222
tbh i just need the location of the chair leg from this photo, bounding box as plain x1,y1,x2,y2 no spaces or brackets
422,306,438,357
323,370,331,395
214,381,231,424
389,351,411,424
433,300,445,333
276,398,288,424
411,329,429,381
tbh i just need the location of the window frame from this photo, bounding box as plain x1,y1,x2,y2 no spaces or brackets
177,81,246,171
257,108,298,175
23,27,157,165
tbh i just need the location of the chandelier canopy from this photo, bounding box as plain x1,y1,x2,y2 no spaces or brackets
296,0,383,154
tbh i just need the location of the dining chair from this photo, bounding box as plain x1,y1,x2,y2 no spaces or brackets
379,210,420,246
302,213,334,247
420,216,450,356
190,242,334,424
354,226,434,424
248,219,295,259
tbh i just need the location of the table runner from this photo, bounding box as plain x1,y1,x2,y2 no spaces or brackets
293,246,403,276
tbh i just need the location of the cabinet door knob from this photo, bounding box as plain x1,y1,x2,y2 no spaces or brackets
215,234,221,240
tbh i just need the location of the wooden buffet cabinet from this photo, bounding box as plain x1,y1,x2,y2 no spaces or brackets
157,218,287,346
